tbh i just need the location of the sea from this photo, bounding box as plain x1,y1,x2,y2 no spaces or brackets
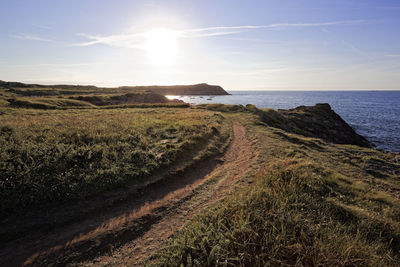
168,91,400,152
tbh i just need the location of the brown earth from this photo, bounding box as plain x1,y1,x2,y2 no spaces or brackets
0,121,257,266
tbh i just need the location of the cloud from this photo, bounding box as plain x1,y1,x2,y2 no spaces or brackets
10,34,57,43
75,20,364,48
384,54,400,58
32,24,52,30
182,20,363,37
75,33,146,49
261,20,364,28
341,40,375,60
34,63,92,67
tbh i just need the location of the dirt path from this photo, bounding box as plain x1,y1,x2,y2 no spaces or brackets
0,121,257,266
87,121,258,266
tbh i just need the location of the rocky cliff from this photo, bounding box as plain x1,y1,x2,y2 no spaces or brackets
248,103,372,147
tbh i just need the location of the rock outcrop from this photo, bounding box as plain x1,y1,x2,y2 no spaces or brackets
249,103,372,148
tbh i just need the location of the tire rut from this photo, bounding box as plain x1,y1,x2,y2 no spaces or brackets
1,121,257,266
84,121,258,266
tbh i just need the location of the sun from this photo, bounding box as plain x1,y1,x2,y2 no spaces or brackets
144,28,179,66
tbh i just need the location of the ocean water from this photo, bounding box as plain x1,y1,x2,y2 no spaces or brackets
168,91,400,152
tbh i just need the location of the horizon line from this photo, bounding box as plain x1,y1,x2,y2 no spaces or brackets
1,79,399,91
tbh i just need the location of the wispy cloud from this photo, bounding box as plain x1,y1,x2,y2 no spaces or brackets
10,33,57,43
341,40,375,60
75,33,146,49
342,41,365,56
32,24,52,30
76,20,364,48
384,54,400,58
183,20,363,37
35,63,92,67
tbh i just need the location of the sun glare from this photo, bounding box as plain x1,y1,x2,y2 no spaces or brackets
144,28,179,66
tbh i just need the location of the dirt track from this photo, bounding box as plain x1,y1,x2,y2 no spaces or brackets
0,121,257,266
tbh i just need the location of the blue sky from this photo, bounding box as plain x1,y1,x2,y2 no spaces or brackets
1,0,400,90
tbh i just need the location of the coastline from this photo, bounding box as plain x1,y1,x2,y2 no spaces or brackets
0,85,399,265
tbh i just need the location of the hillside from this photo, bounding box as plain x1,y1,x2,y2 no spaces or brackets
200,103,372,147
149,104,400,266
0,80,229,96
119,83,228,95
0,81,228,109
0,103,399,266
256,103,371,147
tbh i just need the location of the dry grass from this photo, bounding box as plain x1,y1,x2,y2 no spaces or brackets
149,111,400,266
0,107,229,214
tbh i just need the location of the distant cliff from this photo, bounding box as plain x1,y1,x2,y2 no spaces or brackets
119,83,229,95
0,81,229,96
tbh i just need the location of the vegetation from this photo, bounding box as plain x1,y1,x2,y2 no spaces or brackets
198,103,371,147
4,97,189,110
0,80,229,96
6,97,94,109
1,80,399,265
150,111,400,266
0,82,189,110
1,94,187,110
0,107,231,214
197,104,248,113
0,83,228,215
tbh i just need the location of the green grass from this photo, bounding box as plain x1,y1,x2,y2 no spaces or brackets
149,112,400,266
101,102,190,109
1,95,399,265
0,98,9,107
196,104,249,113
34,97,95,107
8,97,96,108
0,107,231,214
199,103,371,147
0,96,190,110
0,85,186,110
6,98,58,109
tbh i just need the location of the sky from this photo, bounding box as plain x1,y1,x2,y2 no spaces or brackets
1,0,400,90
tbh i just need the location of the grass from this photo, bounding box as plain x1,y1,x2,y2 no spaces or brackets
1,96,189,110
0,107,231,214
2,96,190,110
0,85,187,110
198,103,371,147
196,104,249,113
1,90,399,265
32,97,95,107
149,111,400,266
0,98,9,107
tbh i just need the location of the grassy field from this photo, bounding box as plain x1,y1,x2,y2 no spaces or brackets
1,92,399,265
150,111,400,266
0,107,231,214
0,84,190,109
